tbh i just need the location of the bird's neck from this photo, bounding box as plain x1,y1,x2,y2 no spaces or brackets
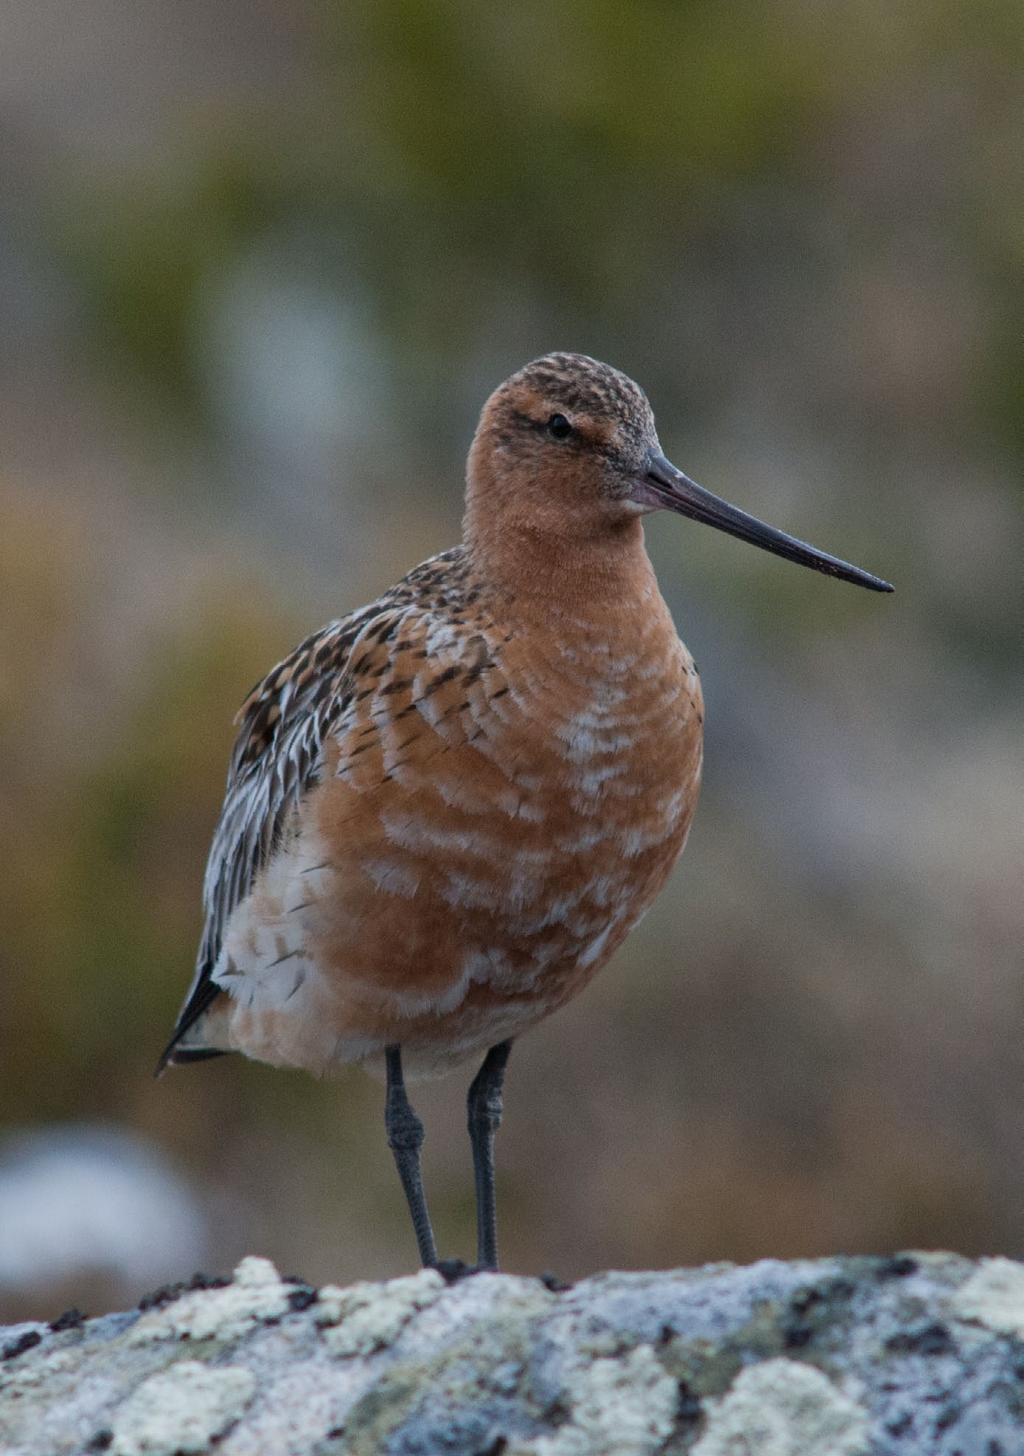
462,501,657,619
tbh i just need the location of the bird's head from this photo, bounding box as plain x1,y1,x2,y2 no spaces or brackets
466,351,892,592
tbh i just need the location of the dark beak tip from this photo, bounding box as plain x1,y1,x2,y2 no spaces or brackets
848,570,895,594
856,570,895,593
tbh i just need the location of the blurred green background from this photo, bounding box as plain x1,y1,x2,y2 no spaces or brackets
2,0,1022,1321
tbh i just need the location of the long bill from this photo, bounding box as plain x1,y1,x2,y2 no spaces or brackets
640,452,894,593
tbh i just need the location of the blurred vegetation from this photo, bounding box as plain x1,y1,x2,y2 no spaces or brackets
1,0,1022,1318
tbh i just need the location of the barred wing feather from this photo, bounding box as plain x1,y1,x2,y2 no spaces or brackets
157,601,405,1068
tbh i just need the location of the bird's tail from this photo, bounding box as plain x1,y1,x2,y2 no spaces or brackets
154,979,229,1078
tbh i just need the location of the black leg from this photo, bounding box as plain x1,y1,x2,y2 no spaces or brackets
467,1039,513,1271
385,1045,438,1267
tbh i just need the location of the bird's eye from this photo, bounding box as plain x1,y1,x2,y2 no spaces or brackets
547,413,573,440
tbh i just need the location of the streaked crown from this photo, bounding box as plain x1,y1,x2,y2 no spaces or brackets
506,353,652,425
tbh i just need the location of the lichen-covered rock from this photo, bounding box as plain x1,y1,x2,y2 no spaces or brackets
316,1268,446,1357
951,1257,1024,1342
129,1256,289,1345
1,1252,1022,1454
689,1358,868,1456
110,1361,255,1456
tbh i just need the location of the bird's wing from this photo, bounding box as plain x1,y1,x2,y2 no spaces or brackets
158,597,408,1067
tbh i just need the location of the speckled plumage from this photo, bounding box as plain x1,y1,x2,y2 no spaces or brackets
167,542,701,1077
162,348,892,1095
162,354,708,1079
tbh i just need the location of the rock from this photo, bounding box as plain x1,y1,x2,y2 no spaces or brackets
1,1252,1022,1454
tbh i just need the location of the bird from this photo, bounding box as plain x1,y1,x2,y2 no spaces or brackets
158,352,892,1272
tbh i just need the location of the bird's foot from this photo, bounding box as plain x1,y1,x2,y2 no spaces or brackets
432,1258,479,1285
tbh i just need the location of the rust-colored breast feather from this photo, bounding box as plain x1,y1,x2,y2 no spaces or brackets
184,550,703,1078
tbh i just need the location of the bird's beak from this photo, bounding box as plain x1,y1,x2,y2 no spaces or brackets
637,452,894,592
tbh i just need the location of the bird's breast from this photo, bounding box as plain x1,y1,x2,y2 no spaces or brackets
218,587,703,1073
316,594,701,989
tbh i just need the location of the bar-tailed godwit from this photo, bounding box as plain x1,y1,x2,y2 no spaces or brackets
159,353,892,1270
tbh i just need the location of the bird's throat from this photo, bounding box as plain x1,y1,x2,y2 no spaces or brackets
463,506,653,618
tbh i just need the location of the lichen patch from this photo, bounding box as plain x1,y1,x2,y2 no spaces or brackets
129,1256,289,1344
521,1344,677,1456
952,1257,1024,1340
110,1361,254,1455
316,1268,445,1357
691,1358,869,1456
0,1343,79,1398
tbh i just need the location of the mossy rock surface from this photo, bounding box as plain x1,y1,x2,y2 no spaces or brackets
2,1252,1023,1454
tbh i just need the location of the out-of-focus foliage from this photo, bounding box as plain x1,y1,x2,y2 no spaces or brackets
1,0,1021,1319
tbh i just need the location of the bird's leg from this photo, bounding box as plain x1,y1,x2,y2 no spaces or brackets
384,1045,438,1267
467,1039,513,1271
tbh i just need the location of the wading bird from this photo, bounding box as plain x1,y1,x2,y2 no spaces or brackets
159,353,891,1271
